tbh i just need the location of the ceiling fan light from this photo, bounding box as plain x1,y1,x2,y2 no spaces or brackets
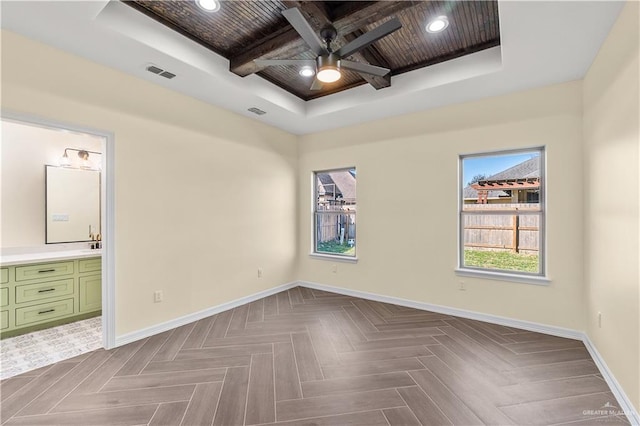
316,53,341,83
299,67,315,77
317,67,341,83
426,16,449,33
196,0,220,12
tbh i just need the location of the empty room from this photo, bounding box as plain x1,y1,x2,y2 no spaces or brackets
0,0,638,425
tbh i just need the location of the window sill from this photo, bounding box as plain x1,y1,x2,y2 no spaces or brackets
455,268,550,286
309,253,358,263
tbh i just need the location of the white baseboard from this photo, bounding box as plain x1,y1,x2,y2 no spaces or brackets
113,279,638,425
582,336,640,425
299,280,583,340
298,280,639,425
114,282,298,347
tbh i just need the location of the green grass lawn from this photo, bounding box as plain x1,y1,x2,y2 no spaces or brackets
317,240,355,256
464,249,538,273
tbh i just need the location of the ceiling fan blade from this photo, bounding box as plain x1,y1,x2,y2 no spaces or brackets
310,78,323,91
254,59,316,67
282,8,329,56
340,60,390,77
335,18,402,58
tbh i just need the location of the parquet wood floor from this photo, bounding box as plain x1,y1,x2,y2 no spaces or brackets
0,287,629,425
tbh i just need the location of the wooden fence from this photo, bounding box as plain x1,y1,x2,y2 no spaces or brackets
463,204,539,255
316,212,356,244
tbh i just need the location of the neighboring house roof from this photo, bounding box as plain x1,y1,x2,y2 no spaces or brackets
463,156,540,200
318,171,356,201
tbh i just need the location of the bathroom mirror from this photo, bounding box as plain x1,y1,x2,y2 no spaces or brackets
45,166,101,243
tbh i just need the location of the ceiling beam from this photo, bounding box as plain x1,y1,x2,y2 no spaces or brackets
331,1,420,35
228,27,308,78
229,1,418,85
229,2,327,77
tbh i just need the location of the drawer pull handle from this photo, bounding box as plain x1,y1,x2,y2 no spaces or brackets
38,288,56,293
38,309,55,315
38,269,56,273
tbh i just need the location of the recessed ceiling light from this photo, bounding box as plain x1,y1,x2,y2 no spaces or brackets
426,16,449,33
299,67,315,77
196,0,220,12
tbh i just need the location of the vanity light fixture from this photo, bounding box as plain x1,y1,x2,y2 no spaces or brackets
196,0,220,12
59,151,71,167
426,15,449,33
77,150,91,169
59,148,102,170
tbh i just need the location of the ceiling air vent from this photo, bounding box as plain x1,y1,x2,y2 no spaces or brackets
146,64,176,79
248,107,266,115
146,65,163,74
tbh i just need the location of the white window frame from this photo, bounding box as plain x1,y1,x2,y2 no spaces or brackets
310,167,358,262
456,147,549,285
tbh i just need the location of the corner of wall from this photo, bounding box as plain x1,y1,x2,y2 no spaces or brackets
582,0,640,414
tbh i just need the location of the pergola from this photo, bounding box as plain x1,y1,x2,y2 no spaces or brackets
471,177,540,204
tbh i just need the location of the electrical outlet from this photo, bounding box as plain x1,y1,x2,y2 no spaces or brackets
598,311,602,328
459,281,466,291
332,264,337,273
257,267,263,278
154,290,163,303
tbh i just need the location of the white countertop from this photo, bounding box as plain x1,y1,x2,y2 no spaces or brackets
0,249,102,267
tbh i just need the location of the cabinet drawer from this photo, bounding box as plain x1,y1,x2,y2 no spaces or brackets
79,275,102,313
15,262,74,282
78,258,101,273
1,310,8,330
15,298,74,326
16,278,74,304
0,287,8,307
1,268,8,284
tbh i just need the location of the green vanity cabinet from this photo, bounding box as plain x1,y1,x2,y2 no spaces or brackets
15,278,74,304
77,258,102,314
0,257,101,338
79,275,102,313
1,310,8,330
1,287,8,307
15,261,74,281
15,298,75,327
78,258,101,274
0,268,8,330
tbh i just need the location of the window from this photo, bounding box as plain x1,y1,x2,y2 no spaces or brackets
459,148,545,279
313,168,356,257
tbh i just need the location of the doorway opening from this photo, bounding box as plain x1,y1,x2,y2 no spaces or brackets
0,113,115,378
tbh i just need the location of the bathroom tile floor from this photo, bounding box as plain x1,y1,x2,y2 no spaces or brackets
0,316,102,380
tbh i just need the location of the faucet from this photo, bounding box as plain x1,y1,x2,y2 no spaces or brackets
88,229,101,250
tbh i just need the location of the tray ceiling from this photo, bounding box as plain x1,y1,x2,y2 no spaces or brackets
0,1,624,134
125,1,500,100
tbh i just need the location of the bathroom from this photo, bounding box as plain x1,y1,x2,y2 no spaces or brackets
0,117,106,378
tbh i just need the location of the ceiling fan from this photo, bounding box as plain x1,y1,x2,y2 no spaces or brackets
254,7,402,90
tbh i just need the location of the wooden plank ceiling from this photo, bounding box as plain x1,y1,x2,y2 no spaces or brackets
125,1,500,101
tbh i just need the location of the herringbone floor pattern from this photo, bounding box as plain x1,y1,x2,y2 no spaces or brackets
0,287,629,425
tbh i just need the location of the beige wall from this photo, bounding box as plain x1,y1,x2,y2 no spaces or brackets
583,1,639,411
1,30,298,335
1,120,102,248
2,9,639,412
298,81,586,331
